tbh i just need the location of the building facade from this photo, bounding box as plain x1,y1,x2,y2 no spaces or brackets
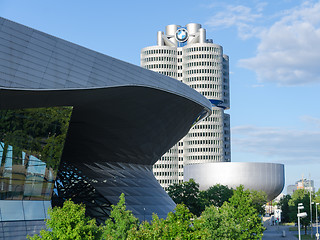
287,178,315,196
0,17,212,239
141,23,230,189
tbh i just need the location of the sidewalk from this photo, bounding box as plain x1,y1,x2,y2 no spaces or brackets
263,224,297,239
263,217,298,240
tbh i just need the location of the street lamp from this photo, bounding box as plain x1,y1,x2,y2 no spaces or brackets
312,202,315,238
316,203,319,240
309,176,313,238
298,203,307,240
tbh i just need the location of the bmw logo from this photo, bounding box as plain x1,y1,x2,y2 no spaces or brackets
175,28,188,42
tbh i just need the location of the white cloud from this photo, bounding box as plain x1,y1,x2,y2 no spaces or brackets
232,125,320,165
205,4,263,39
239,1,320,86
300,115,320,128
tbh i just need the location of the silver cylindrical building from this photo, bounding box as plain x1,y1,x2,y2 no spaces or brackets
141,23,231,190
184,162,285,201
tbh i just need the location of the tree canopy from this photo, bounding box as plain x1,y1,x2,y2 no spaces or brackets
168,179,267,217
288,189,314,235
199,184,234,208
102,193,139,240
249,190,268,216
197,202,241,239
28,199,101,240
229,185,265,239
167,178,202,216
278,194,291,222
29,188,266,240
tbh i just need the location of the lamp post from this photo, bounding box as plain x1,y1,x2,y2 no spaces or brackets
311,193,313,237
312,202,315,238
298,203,307,240
309,175,313,238
316,203,319,240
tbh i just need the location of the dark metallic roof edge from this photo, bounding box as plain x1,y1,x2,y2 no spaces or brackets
0,84,212,118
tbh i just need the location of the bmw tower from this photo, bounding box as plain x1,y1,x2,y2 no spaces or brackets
141,23,231,189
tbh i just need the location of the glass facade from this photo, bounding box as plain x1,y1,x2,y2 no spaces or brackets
0,107,72,221
52,161,112,224
0,17,213,238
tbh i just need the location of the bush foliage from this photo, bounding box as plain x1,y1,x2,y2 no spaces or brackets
29,185,265,240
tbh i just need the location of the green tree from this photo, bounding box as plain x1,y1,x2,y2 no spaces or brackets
28,200,101,240
167,179,202,216
161,204,203,239
250,190,268,216
315,188,320,221
128,204,202,239
278,194,292,222
196,202,241,239
229,185,265,239
315,188,320,204
199,184,233,208
102,193,139,240
127,214,165,239
288,189,313,235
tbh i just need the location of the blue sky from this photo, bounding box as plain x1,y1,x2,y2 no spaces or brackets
1,0,320,193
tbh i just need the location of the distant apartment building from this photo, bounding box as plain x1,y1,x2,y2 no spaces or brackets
141,23,230,189
287,178,315,195
287,185,296,196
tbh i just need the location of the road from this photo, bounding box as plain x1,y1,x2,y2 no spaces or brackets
263,217,298,240
263,224,298,239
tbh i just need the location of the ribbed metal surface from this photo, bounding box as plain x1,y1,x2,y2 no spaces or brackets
184,162,285,201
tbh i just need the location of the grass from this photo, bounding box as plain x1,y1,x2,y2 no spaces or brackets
289,226,298,231
294,234,316,239
289,226,312,231
282,222,295,226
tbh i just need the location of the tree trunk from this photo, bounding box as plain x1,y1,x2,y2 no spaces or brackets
305,225,307,235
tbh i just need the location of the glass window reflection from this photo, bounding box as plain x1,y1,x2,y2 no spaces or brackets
0,107,72,201
23,201,46,220
0,200,24,221
43,200,52,219
0,200,51,221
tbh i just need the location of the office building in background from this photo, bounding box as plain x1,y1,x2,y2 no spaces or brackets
141,23,230,189
287,178,315,196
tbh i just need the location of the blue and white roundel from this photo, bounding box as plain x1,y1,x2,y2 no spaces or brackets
175,28,188,42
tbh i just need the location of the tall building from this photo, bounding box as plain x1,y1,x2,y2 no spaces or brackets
287,178,315,196
0,17,212,238
141,23,230,189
